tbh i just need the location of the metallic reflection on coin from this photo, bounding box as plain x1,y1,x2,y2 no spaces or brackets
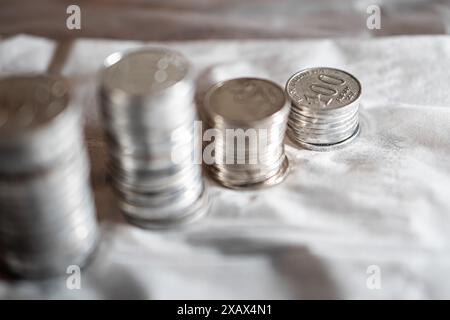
99,48,209,228
201,78,290,189
0,75,99,278
285,67,362,151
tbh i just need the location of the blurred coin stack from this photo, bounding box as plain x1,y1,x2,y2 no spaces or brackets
201,78,290,189
286,67,361,151
99,48,208,228
0,75,99,278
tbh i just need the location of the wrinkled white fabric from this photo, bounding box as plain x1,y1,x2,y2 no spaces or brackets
0,35,55,76
1,34,450,299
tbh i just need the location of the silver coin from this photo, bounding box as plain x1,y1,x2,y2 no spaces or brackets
288,124,361,151
0,110,83,173
118,183,206,221
287,116,359,137
122,188,210,229
201,78,290,189
203,78,289,125
285,68,361,150
101,48,191,96
208,156,290,190
119,185,210,229
101,98,197,130
288,122,359,145
1,227,98,278
288,105,358,124
0,76,85,173
0,187,95,232
111,165,201,194
0,76,70,140
288,111,358,131
100,48,209,227
286,67,361,111
115,175,204,209
0,75,99,278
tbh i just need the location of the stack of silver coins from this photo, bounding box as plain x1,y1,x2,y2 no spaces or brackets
286,67,361,151
99,48,208,228
201,78,290,189
0,75,98,278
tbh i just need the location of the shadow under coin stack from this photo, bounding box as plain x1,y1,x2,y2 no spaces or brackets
0,75,99,278
285,67,361,151
99,49,208,228
201,78,290,189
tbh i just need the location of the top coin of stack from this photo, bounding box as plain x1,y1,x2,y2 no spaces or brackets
200,78,290,189
285,67,362,151
99,48,209,229
0,75,99,278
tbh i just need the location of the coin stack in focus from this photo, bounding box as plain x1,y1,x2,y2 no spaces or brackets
201,78,290,189
285,67,362,151
0,75,99,278
99,48,208,228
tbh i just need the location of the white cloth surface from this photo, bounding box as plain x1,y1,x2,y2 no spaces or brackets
1,34,450,299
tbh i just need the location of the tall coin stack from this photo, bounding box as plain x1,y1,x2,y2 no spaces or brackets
285,67,361,151
201,78,290,189
0,75,99,278
99,48,208,228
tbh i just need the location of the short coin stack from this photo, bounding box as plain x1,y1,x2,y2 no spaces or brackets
285,67,361,151
99,48,208,228
201,78,290,189
0,75,98,278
